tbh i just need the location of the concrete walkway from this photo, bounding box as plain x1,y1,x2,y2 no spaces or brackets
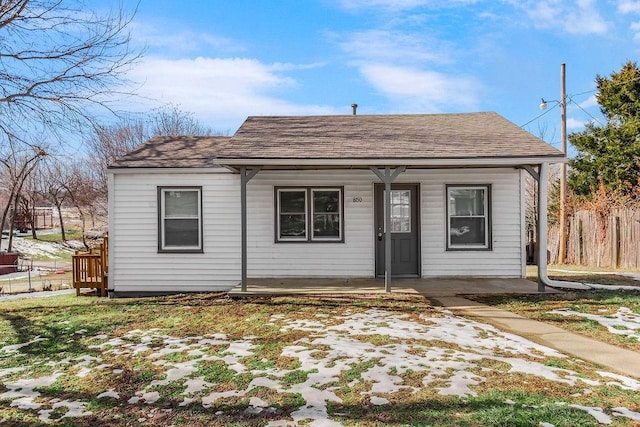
434,296,640,379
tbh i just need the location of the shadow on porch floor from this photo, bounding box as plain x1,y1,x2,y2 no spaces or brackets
228,277,558,299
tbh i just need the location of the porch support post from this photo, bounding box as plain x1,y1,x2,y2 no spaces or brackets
240,166,261,292
370,166,406,292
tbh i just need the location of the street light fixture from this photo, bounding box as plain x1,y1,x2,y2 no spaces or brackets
539,99,549,110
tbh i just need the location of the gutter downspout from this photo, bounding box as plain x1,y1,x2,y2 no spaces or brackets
536,163,591,291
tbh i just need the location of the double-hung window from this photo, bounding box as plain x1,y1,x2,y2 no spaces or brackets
446,185,491,250
158,187,203,252
276,187,343,242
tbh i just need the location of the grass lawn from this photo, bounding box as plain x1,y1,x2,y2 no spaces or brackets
25,228,84,244
1,293,640,426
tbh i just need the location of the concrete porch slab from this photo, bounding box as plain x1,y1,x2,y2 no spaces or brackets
228,277,558,298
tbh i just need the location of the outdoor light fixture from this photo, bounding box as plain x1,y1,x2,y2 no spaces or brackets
539,98,548,110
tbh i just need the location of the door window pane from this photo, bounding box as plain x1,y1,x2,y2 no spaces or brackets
390,190,411,233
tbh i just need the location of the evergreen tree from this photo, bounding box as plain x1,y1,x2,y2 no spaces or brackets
569,61,640,197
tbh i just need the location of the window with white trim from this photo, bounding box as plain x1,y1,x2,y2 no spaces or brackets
158,187,203,252
276,187,343,242
446,185,491,250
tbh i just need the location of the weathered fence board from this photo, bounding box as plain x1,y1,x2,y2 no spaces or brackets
548,208,640,268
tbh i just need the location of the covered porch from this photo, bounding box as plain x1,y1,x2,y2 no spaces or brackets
228,277,559,299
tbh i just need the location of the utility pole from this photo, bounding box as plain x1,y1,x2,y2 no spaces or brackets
559,63,567,265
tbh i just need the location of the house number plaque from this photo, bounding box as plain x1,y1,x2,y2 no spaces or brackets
352,196,363,203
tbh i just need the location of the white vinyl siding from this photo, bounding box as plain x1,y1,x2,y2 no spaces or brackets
109,167,525,293
246,168,522,278
250,173,370,276
419,169,523,277
109,171,239,293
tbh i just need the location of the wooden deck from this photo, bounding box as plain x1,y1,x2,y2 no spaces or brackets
71,235,108,297
228,277,555,299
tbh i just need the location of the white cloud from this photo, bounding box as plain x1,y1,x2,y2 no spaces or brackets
127,57,337,131
359,64,480,111
566,117,586,130
506,0,609,35
631,21,640,40
130,21,245,55
336,0,479,11
618,0,640,14
338,29,479,112
339,30,452,65
578,95,599,109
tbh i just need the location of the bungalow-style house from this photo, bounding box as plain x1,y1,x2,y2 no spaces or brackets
107,112,565,297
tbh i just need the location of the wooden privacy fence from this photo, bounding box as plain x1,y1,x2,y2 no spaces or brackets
71,234,108,296
548,209,640,268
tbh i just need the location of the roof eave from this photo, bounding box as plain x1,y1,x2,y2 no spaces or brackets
214,156,568,168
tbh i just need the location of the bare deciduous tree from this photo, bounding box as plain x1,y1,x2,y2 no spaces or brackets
85,106,221,216
0,143,46,251
86,118,147,208
40,159,70,242
0,0,142,144
150,104,214,137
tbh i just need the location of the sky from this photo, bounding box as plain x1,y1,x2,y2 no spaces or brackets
96,0,640,152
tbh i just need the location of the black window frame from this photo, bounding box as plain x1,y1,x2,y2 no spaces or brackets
275,186,344,243
157,186,204,253
445,184,492,251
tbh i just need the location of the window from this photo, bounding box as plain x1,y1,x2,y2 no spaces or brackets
446,185,491,250
276,187,343,242
158,187,203,252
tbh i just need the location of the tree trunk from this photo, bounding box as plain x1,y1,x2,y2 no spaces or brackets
76,205,88,250
7,199,16,252
57,204,66,242
0,186,17,238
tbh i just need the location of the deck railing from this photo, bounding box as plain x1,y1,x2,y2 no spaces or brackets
71,234,108,297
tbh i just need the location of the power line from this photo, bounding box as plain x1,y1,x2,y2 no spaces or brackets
520,71,640,130
567,95,603,126
520,102,558,128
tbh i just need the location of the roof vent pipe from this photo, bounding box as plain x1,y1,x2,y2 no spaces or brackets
351,103,358,115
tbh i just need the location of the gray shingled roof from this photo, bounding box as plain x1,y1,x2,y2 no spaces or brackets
109,135,230,168
219,112,562,159
109,112,563,169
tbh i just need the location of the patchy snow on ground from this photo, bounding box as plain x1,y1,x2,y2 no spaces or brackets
1,308,640,425
550,307,640,340
1,235,87,265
